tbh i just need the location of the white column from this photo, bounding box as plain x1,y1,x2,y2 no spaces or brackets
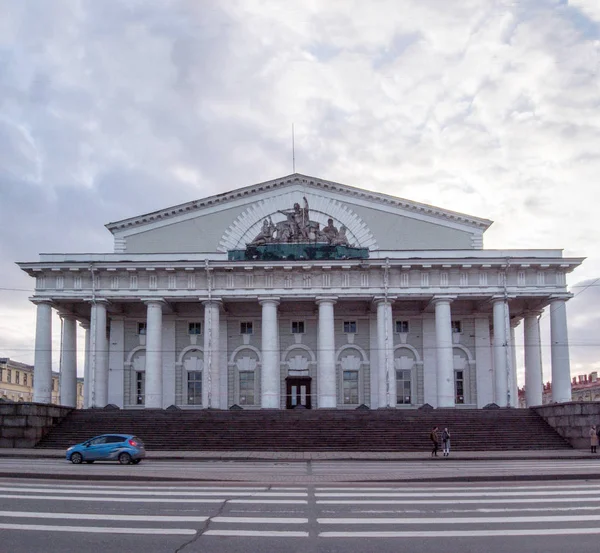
80,322,90,408
474,316,493,408
376,299,394,408
260,298,280,408
145,300,164,408
317,297,337,408
550,298,572,403
509,322,518,407
59,314,77,408
492,298,509,407
203,300,221,409
524,311,543,407
107,317,125,408
33,300,53,404
434,298,454,408
91,301,109,408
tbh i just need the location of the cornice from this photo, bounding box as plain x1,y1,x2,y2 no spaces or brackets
104,173,494,234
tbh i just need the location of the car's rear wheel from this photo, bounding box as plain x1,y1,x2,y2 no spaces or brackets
70,452,83,464
118,452,132,465
132,459,141,464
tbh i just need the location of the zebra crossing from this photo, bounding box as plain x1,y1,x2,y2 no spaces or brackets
3,481,600,539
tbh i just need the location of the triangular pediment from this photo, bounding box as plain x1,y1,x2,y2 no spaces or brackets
106,174,492,254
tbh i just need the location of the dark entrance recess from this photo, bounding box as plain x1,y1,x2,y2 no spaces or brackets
286,377,312,409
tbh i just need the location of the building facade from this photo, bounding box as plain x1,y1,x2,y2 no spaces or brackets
17,174,583,410
519,372,600,407
0,358,84,407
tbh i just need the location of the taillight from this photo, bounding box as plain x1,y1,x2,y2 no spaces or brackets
128,439,138,446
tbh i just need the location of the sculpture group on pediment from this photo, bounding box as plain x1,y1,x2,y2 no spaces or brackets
248,196,350,247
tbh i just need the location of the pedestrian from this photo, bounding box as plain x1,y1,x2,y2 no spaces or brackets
590,425,598,454
442,427,451,457
430,426,439,457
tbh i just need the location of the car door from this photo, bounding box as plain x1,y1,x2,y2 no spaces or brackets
104,435,126,460
85,436,108,460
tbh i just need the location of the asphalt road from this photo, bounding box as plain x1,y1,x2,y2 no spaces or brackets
2,478,600,552
0,456,599,482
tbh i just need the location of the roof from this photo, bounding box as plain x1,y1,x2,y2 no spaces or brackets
105,173,494,234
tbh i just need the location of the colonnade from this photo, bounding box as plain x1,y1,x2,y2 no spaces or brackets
31,296,574,409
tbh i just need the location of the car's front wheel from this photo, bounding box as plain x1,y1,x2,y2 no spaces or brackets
118,452,132,465
70,452,83,464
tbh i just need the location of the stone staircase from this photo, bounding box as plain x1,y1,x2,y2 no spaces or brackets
35,408,571,451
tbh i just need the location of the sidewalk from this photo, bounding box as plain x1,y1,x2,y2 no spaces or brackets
0,447,595,461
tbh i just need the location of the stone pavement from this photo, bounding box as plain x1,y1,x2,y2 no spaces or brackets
0,447,595,461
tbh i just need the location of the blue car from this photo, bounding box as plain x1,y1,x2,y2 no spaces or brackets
66,434,145,465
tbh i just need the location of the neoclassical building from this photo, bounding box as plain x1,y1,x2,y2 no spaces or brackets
18,174,583,410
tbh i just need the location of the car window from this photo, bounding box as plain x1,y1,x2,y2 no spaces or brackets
89,437,107,445
106,436,125,443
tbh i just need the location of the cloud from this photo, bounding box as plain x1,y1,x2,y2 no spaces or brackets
0,0,598,382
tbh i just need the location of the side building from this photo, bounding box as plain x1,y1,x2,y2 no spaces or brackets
0,358,83,407
16,174,584,411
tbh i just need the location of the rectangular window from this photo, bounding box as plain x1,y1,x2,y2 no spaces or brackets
396,369,412,404
188,322,202,335
451,321,462,334
455,370,465,404
240,322,253,335
23,374,28,386
343,371,359,404
291,321,305,334
15,372,20,384
6,369,11,383
129,275,138,289
239,372,255,405
187,371,202,405
138,322,147,336
395,320,409,334
343,321,357,334
136,372,145,405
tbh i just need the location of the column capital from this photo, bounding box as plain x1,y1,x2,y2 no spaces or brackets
85,298,111,306
523,310,543,318
30,297,53,306
202,298,223,308
142,297,167,307
316,296,338,306
549,294,573,302
259,297,280,306
79,321,90,330
430,295,456,306
372,296,395,306
57,311,77,321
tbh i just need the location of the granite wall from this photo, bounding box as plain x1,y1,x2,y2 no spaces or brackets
533,402,600,449
0,402,72,448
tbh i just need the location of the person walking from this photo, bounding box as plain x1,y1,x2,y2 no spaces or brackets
442,427,451,457
430,426,440,457
590,425,598,454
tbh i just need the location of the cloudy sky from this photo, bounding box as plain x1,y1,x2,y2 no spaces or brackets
0,0,598,384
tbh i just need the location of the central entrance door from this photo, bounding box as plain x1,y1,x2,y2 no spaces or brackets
286,377,312,409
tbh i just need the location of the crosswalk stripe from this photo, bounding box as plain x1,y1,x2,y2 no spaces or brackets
317,497,600,504
318,514,600,524
319,528,600,538
0,487,306,497
0,523,196,535
204,530,309,537
212,517,308,523
315,490,600,497
0,510,208,522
